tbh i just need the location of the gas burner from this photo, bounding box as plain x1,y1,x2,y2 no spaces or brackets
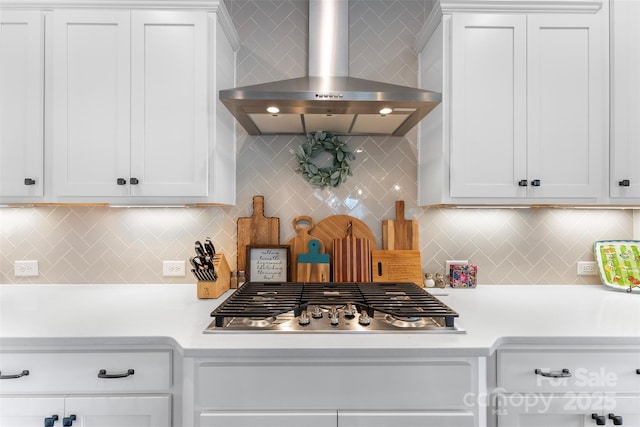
383,314,433,328
242,316,278,328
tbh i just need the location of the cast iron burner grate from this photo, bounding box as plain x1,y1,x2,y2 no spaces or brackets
210,282,459,330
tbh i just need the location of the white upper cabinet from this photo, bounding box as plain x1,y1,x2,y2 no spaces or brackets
0,0,239,205
52,10,132,198
0,11,44,200
130,11,209,198
450,14,527,199
418,1,608,206
610,0,640,201
52,10,211,200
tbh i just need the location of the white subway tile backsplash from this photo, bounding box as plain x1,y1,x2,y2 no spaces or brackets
0,1,631,285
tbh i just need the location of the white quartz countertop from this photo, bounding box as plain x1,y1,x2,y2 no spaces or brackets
1,284,638,356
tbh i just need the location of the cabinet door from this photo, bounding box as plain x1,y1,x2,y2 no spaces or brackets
0,11,44,198
52,10,131,197
497,395,595,427
338,411,474,427
64,395,171,427
610,0,640,199
0,396,65,427
199,411,336,427
526,13,604,199
130,11,208,197
607,395,640,426
450,14,527,198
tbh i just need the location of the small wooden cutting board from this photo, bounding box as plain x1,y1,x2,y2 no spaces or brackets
285,216,320,281
297,239,330,282
382,200,419,250
237,195,280,272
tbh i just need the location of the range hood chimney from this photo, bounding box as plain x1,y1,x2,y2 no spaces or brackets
219,0,441,136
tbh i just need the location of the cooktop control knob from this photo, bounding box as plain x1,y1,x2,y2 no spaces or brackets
298,311,311,326
311,305,323,318
344,303,356,318
329,305,338,317
330,312,339,326
358,310,371,326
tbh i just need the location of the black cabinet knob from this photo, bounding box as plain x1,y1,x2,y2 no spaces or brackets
619,179,630,187
63,415,77,426
44,415,59,427
608,413,623,425
24,178,36,185
116,178,127,185
592,413,606,425
130,177,139,185
531,179,541,187
518,179,528,187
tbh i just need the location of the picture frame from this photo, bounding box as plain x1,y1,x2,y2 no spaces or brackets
246,245,290,282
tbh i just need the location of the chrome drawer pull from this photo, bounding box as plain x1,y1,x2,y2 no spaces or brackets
0,369,29,379
534,368,571,378
97,368,134,379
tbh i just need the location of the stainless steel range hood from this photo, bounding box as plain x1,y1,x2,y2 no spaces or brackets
219,0,441,136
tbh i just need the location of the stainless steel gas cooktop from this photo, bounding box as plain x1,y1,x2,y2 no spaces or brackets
204,282,465,333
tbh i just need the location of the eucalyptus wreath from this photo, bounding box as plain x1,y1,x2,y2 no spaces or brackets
292,131,356,189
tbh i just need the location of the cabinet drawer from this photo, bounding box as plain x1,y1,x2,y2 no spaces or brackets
497,349,640,393
0,350,171,393
196,358,475,410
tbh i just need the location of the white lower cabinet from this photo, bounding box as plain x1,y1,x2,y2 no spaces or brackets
186,354,483,427
495,346,640,427
497,395,640,427
199,411,337,427
0,395,170,427
0,350,172,426
200,410,474,427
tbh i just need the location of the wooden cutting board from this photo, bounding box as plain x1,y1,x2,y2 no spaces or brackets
310,215,376,260
285,216,321,281
297,239,330,282
371,250,423,286
382,200,419,250
332,222,372,282
237,195,280,272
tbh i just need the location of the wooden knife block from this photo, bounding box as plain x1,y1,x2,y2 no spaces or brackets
197,253,231,299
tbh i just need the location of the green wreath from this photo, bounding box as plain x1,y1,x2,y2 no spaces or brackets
293,131,355,189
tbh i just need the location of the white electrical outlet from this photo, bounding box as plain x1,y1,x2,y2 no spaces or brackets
445,260,468,275
577,261,598,276
15,260,38,277
163,260,186,277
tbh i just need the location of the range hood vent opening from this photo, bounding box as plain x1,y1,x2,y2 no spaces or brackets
219,0,441,136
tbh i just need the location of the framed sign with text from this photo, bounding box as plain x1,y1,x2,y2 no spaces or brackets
246,245,290,282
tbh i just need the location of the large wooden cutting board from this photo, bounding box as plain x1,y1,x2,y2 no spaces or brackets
285,216,321,281
382,200,419,250
309,215,376,260
237,195,280,272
